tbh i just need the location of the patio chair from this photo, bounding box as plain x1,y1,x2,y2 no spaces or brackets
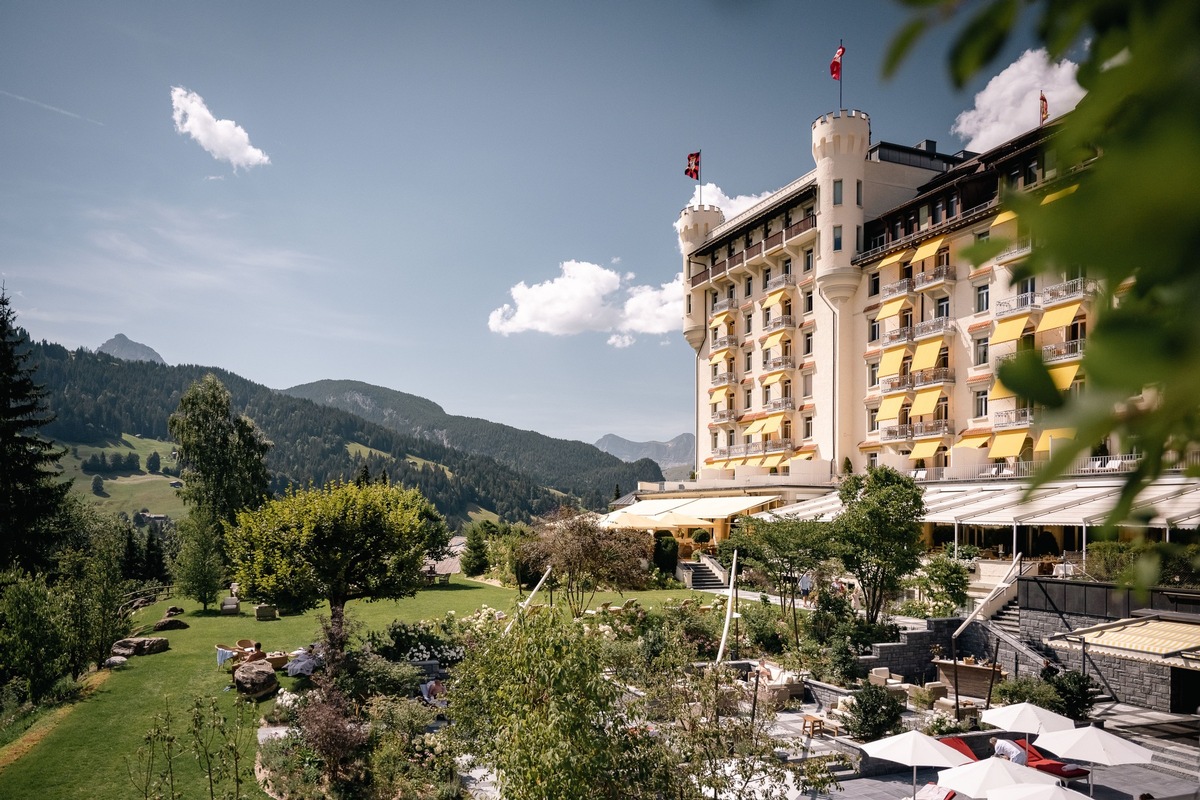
939,736,979,762
216,644,243,669
1015,739,1091,789
220,596,241,615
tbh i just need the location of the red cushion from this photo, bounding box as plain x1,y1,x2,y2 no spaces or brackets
939,737,979,762
1015,740,1090,778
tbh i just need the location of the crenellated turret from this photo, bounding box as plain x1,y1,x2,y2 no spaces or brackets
812,109,870,306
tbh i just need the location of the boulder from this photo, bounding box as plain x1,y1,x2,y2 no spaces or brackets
111,636,170,657
153,617,189,631
103,656,128,669
233,661,279,699
130,597,153,610
165,605,185,617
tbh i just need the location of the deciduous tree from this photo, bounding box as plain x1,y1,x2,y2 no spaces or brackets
227,481,449,660
834,466,926,626
172,509,225,611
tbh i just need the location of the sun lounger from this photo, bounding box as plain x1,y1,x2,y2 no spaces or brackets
1015,739,1091,789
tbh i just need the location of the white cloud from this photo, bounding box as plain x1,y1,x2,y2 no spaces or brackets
673,183,776,253
171,87,270,170
952,49,1086,153
488,261,683,346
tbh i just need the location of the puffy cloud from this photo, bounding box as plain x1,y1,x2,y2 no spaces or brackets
488,261,683,347
674,183,776,253
171,87,270,170
952,49,1086,153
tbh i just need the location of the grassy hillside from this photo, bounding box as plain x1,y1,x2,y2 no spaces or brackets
61,434,187,519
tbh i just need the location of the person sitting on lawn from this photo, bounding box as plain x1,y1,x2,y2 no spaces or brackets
244,642,266,663
420,678,448,708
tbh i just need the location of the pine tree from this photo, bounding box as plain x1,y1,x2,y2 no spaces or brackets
0,291,69,570
460,522,490,577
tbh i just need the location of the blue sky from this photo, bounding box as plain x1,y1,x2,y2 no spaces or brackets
0,2,1083,444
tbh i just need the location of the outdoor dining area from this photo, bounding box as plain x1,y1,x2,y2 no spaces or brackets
858,702,1159,800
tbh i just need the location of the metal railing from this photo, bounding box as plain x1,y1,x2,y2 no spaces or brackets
882,326,913,345
912,419,954,437
995,237,1032,262
711,372,734,387
711,335,737,350
763,356,794,371
764,315,794,332
764,438,794,452
765,397,795,412
711,409,736,423
1043,338,1085,362
880,374,913,393
854,199,998,264
995,291,1040,316
912,367,954,387
1043,276,1096,303
882,277,914,298
766,273,796,291
913,317,955,338
712,297,739,314
881,424,913,441
914,265,956,289
994,407,1034,428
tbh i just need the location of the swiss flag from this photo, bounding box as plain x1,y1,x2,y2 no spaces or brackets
685,151,700,180
830,45,845,81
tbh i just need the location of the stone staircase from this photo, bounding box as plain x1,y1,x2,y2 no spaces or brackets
991,598,1021,639
684,560,727,591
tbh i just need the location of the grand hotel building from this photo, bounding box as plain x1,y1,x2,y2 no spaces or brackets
635,108,1200,553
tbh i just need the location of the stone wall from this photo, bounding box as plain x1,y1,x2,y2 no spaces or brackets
857,618,959,684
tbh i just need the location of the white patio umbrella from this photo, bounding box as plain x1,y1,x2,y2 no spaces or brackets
938,758,1059,798
861,730,973,799
980,702,1075,761
987,784,1091,800
1032,725,1154,796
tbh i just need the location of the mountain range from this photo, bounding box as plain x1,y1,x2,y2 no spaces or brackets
593,433,694,469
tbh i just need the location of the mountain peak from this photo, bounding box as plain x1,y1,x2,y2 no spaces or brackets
97,334,166,365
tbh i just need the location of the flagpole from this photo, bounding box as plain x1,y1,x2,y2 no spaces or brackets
839,39,844,109
698,151,702,207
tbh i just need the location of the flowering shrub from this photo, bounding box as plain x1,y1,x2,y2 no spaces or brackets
369,614,467,666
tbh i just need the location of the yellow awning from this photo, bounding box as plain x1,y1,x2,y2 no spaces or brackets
762,331,787,351
744,419,766,435
761,454,787,468
990,313,1031,345
955,433,993,449
876,394,906,421
762,289,789,310
875,296,908,321
1035,428,1076,452
761,372,784,386
759,415,784,435
1049,363,1081,390
909,439,942,460
710,311,732,327
1041,184,1079,205
709,350,730,365
708,385,732,396
988,429,1028,459
910,387,943,417
878,346,908,377
879,249,914,268
991,210,1018,227
988,379,1016,401
792,451,815,461
742,456,765,467
911,339,943,371
912,236,945,263
1036,302,1081,332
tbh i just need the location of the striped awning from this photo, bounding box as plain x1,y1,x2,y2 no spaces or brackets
1049,616,1200,667
912,236,945,263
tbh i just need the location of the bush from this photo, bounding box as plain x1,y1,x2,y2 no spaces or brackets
992,676,1063,713
738,597,788,656
368,616,465,666
826,635,863,686
296,678,369,784
652,532,678,575
1049,670,1099,720
338,651,423,704
845,683,904,742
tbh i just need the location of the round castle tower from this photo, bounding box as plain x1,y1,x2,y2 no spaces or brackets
811,109,870,307
678,204,725,352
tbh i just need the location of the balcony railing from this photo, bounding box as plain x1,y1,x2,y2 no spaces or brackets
785,215,817,240
711,372,734,387
765,397,796,412
994,351,1019,368
711,409,737,423
912,419,954,437
1043,277,1097,304
995,292,1040,317
766,273,796,291
711,335,737,351
913,317,955,339
994,407,1034,428
690,268,710,288
880,374,913,393
914,265,956,290
911,367,954,387
764,231,784,252
1044,338,1085,362
764,315,794,332
728,442,766,457
854,199,998,265
712,297,738,314
996,237,1032,263
764,438,794,453
763,356,794,371
882,326,913,345
882,277,914,298
881,424,913,441
744,242,763,262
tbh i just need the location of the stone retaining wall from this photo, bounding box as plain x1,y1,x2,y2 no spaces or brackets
857,618,959,684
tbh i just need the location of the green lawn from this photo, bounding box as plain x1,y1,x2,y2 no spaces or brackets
61,434,188,519
0,579,710,800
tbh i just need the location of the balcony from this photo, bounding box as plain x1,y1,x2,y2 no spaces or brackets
914,265,956,291
711,335,737,351
995,291,1040,317
785,215,817,241
994,407,1034,428
911,367,954,388
1043,277,1097,304
766,273,797,292
744,241,764,265
711,409,737,424
996,236,1032,264
764,315,794,333
993,351,1018,368
764,231,784,253
711,259,728,278
879,374,913,393
881,424,913,442
712,297,739,314
882,277,914,299
729,442,766,458
763,356,794,371
1044,338,1085,362
765,397,796,412
690,268,710,288
882,326,913,346
913,317,955,340
711,372,735,387
912,419,954,437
